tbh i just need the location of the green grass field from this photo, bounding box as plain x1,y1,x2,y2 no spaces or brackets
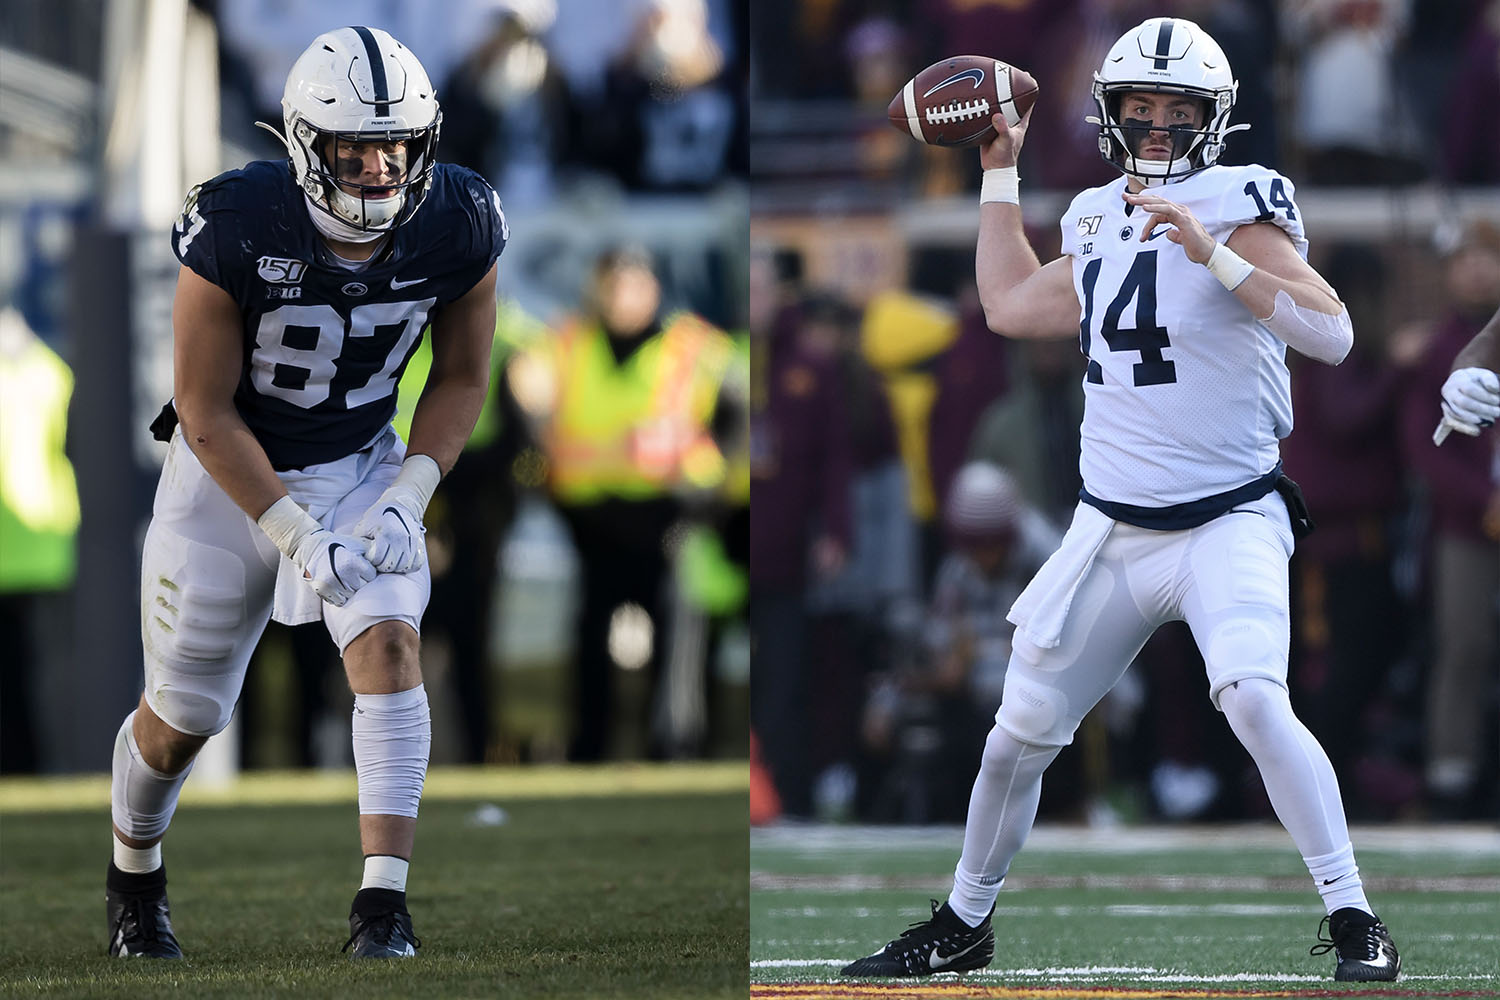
0,763,748,999
750,824,1500,999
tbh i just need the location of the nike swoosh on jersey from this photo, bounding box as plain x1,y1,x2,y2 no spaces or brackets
928,936,985,970
390,276,425,289
1145,227,1169,240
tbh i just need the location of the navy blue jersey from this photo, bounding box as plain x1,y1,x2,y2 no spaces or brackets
170,160,507,468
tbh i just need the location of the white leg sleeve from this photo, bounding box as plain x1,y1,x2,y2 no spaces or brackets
351,685,431,818
948,725,1061,927
1218,679,1373,914
110,711,194,841
1219,678,1351,857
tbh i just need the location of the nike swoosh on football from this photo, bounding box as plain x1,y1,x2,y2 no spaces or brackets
390,276,425,289
928,937,985,970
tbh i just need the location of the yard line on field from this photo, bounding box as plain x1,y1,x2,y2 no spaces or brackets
752,872,1500,894
752,824,1500,856
754,990,1497,1000
751,960,1500,986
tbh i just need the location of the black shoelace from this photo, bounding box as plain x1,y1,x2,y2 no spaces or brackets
1310,915,1379,961
120,897,161,944
342,912,421,953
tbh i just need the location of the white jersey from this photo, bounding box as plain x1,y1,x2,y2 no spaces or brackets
1059,164,1306,515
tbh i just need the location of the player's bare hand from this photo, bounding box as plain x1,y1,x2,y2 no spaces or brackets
1122,190,1215,263
979,107,1033,171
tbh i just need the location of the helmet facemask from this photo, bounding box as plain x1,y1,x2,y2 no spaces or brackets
1098,88,1218,184
1086,17,1249,187
288,117,441,235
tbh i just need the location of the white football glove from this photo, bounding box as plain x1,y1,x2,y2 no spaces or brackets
1440,367,1500,436
257,495,377,607
355,454,441,574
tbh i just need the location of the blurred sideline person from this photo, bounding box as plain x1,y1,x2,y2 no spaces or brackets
0,307,79,774
106,27,507,959
859,462,1045,822
842,17,1399,983
509,246,734,760
748,251,853,817
1421,240,1500,813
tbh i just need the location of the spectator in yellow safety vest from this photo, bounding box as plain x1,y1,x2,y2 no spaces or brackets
509,246,735,759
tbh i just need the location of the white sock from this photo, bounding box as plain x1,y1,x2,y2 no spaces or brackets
1305,843,1373,916
352,685,431,818
110,710,193,843
947,725,1061,928
112,833,162,874
1218,681,1373,915
361,854,409,892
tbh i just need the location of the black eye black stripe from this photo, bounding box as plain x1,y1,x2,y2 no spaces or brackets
351,25,390,116
1153,21,1174,70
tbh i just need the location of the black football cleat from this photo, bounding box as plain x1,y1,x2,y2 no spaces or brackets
1310,907,1401,982
342,888,420,958
841,900,994,977
106,862,183,958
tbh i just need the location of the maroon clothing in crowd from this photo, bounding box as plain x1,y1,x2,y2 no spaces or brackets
750,310,854,589
1401,313,1497,541
1282,355,1405,561
1442,17,1500,185
928,298,1011,520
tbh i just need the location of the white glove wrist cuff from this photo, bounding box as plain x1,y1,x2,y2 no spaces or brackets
257,495,321,558
1206,243,1255,291
393,454,441,514
980,167,1020,206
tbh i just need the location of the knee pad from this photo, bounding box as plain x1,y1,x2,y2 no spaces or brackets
996,678,1075,747
352,684,431,817
1204,616,1289,710
324,572,429,655
141,525,257,736
1217,676,1292,740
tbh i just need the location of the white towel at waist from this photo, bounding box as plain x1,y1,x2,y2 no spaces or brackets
272,553,324,625
269,493,342,627
1007,503,1114,649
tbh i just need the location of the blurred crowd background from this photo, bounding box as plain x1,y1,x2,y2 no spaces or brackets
748,0,1500,824
4,0,1499,829
0,0,749,776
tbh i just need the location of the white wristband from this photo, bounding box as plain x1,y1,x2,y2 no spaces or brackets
391,453,441,514
257,495,321,559
1206,242,1254,291
980,167,1020,205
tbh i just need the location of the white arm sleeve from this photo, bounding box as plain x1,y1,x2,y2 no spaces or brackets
1259,289,1353,365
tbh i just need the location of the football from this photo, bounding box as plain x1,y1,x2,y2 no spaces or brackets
887,56,1039,148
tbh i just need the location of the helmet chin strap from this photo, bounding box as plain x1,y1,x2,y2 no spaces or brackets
304,194,387,244
1124,152,1196,187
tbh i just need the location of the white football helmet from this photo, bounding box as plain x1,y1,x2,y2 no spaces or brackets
1087,17,1248,185
264,26,441,240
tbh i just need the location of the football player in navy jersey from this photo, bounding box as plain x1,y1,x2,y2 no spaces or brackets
105,26,507,960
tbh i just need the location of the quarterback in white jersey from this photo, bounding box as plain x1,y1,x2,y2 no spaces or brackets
843,17,1400,984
